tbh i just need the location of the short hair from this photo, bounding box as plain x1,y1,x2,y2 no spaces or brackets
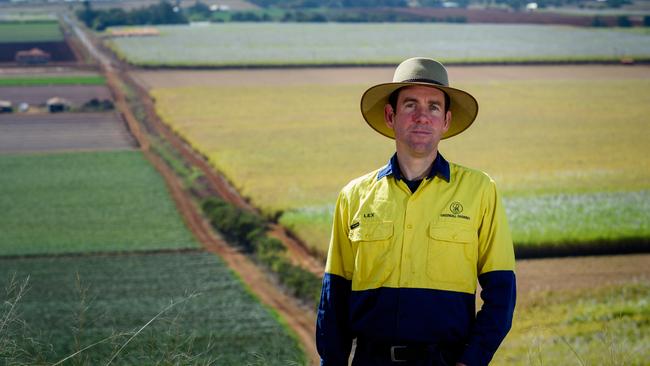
388,87,451,114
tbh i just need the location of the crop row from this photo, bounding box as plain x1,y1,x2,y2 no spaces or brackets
0,251,305,365
0,151,198,256
107,23,650,66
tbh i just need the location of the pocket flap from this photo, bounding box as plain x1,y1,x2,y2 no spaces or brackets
349,222,393,242
429,225,475,244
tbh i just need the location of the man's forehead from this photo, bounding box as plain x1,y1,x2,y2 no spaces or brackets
398,85,446,100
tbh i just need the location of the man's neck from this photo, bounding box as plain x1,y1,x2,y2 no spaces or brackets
395,150,438,181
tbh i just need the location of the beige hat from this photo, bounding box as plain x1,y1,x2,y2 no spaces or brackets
360,57,479,139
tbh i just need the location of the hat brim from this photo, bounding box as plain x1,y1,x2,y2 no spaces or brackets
360,82,479,140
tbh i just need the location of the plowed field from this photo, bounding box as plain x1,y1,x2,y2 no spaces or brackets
0,112,137,153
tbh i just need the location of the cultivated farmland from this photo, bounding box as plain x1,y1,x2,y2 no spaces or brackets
0,20,63,43
0,251,306,365
0,113,136,153
146,65,650,256
0,84,112,106
0,151,198,256
108,23,650,66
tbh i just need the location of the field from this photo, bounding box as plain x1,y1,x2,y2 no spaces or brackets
0,20,63,43
493,282,650,365
0,75,105,86
0,251,306,365
146,66,650,255
0,113,136,153
0,84,112,106
0,151,199,256
107,23,650,66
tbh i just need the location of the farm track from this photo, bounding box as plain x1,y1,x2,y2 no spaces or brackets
69,16,322,360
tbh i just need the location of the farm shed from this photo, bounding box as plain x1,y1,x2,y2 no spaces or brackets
0,100,12,113
46,97,70,113
15,48,51,65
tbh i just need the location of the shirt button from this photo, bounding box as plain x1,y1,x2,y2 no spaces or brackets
406,224,413,229
452,234,458,240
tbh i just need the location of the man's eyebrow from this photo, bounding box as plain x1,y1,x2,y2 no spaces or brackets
400,97,443,105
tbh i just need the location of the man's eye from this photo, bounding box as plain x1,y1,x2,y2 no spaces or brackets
430,105,440,111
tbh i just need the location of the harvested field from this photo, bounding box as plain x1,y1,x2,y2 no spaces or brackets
516,253,650,301
133,64,650,89
0,84,112,106
0,112,137,153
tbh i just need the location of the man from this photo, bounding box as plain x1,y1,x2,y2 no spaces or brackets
316,57,516,366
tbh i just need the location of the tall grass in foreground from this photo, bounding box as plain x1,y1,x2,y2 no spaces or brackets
493,283,650,365
0,252,306,365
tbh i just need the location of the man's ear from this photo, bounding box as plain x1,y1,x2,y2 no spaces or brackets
384,104,395,130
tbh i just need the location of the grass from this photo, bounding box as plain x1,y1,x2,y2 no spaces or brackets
493,282,650,365
106,23,650,66
151,78,650,255
0,150,199,256
0,75,106,86
0,20,63,43
0,251,306,365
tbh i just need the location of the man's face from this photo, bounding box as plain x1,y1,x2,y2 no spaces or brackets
384,85,451,158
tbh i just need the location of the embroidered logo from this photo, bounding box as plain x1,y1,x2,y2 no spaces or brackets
440,201,471,220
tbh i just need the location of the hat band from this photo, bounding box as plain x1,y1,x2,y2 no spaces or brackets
398,78,445,86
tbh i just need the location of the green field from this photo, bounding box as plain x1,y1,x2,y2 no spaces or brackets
0,20,63,43
493,282,650,365
151,78,650,255
0,75,105,86
107,23,650,66
0,151,199,256
0,251,305,365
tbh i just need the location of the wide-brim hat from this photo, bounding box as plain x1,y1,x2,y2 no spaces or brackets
360,57,479,139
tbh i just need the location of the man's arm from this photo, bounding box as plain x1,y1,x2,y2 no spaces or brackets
459,180,517,366
316,192,355,366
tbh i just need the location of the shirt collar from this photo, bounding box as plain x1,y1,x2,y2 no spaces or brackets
377,152,450,182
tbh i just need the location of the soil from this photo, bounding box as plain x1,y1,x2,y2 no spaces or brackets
132,64,650,90
0,112,137,153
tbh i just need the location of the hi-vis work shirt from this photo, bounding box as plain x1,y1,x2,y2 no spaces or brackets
316,153,516,366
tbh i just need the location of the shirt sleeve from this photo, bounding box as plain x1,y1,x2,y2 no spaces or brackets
316,191,354,366
460,179,517,366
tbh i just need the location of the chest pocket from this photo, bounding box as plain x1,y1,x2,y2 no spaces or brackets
349,221,394,289
427,224,478,291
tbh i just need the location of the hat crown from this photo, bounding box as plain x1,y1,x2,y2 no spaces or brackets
392,57,449,87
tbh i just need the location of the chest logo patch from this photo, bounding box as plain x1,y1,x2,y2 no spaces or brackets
440,201,471,221
450,202,463,215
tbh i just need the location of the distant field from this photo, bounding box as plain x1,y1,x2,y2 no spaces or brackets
107,23,650,66
493,282,650,365
0,251,305,364
0,20,63,43
0,75,105,86
0,113,137,153
151,73,650,255
0,151,198,255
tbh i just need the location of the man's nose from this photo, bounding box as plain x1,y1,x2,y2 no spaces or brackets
412,106,431,123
